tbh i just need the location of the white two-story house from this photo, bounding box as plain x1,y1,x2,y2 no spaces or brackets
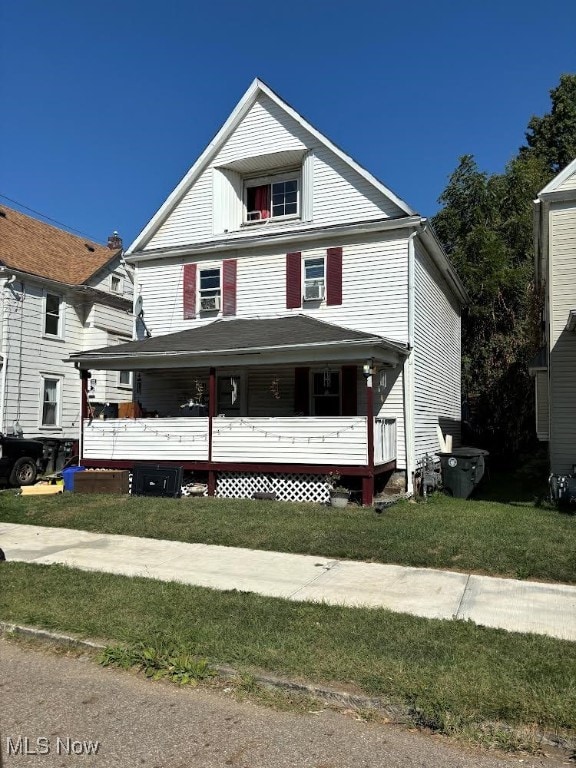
70,79,466,504
0,205,134,469
532,157,576,474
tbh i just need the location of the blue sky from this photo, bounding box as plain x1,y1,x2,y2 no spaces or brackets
1,1,575,247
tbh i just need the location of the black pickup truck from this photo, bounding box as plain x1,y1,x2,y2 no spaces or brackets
0,434,45,486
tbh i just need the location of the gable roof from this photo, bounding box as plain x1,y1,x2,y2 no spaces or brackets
69,315,408,368
538,157,576,196
127,78,414,254
0,205,120,285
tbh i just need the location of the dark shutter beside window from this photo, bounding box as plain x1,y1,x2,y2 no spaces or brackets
183,263,197,319
294,367,310,415
286,252,302,309
326,246,343,306
222,259,237,316
341,365,358,416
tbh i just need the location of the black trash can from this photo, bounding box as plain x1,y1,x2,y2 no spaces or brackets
436,447,489,499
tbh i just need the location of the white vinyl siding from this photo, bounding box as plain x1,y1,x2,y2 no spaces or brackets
548,202,576,473
557,171,576,192
146,168,214,250
413,244,461,461
311,145,404,224
135,233,409,341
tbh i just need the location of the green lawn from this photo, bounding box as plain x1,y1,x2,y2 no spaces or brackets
1,490,575,583
2,562,575,750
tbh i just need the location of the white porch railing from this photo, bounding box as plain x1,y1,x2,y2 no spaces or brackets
82,416,397,467
374,417,397,465
83,418,210,461
212,417,368,465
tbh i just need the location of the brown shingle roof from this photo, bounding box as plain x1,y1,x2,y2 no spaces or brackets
0,205,119,285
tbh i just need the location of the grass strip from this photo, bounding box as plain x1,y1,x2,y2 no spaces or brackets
1,491,575,583
1,561,575,747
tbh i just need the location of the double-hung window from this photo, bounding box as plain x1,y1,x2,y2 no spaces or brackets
303,257,325,301
245,174,299,223
41,376,61,427
44,293,62,337
199,268,221,312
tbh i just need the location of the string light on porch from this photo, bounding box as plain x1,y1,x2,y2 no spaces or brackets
85,420,207,443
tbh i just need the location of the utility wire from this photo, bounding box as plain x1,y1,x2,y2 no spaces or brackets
0,192,104,243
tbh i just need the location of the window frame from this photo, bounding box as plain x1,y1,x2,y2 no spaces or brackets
40,374,62,429
303,255,326,302
110,274,123,294
243,171,300,225
43,292,64,339
118,370,133,389
198,266,222,313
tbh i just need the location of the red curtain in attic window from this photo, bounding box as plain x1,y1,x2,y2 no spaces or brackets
249,185,271,220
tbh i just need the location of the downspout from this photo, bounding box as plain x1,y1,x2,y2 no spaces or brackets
404,231,418,495
0,353,6,434
0,276,12,434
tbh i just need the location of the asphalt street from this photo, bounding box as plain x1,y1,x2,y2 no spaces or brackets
0,640,569,768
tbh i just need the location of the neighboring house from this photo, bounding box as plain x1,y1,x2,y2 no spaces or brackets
0,205,134,460
70,79,466,504
533,157,576,474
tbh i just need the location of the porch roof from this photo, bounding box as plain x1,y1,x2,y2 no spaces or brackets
68,315,408,370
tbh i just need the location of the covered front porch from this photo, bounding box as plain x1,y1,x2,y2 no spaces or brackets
70,316,408,505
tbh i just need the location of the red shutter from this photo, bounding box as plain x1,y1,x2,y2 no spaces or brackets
326,247,343,306
286,252,302,309
341,365,358,416
183,263,197,319
294,367,310,415
222,259,237,316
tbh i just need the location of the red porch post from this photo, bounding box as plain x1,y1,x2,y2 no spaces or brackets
207,367,216,496
362,367,375,506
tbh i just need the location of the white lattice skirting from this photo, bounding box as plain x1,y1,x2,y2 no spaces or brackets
216,472,331,503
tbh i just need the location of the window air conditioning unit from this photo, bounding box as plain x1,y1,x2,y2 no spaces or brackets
304,282,325,301
200,295,220,312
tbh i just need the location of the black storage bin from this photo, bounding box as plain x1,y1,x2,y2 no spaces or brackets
436,447,489,499
131,465,183,498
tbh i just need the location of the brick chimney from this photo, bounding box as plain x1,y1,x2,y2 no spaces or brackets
107,231,123,250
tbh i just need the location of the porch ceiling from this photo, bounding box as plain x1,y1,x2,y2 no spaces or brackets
68,315,408,370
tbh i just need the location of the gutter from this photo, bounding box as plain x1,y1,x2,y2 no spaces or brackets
68,337,409,367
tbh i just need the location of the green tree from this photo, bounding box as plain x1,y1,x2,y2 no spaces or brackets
433,74,576,456
521,74,576,173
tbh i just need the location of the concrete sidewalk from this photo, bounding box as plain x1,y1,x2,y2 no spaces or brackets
2,521,576,642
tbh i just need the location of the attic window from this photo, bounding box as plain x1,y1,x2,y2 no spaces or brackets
245,173,299,223
84,243,95,252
